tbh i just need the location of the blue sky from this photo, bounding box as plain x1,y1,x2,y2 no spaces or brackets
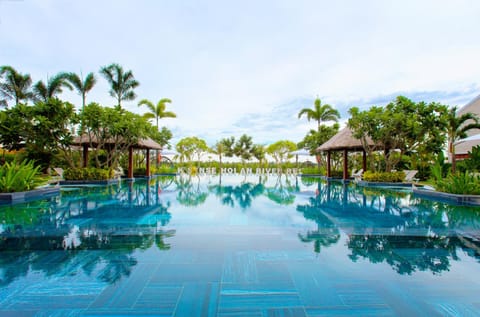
1,0,480,147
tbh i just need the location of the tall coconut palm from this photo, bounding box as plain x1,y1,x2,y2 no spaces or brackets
298,97,340,132
446,106,480,173
138,98,175,129
32,73,72,102
65,72,97,111
100,63,139,108
139,98,176,166
0,65,33,107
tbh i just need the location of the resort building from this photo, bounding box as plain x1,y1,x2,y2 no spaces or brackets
454,94,480,160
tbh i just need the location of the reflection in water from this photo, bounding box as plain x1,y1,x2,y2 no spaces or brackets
175,175,208,206
1,174,480,291
0,177,176,286
297,179,480,274
209,177,265,210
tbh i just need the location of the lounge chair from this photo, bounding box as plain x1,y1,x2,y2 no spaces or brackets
114,166,124,178
53,167,64,178
351,169,363,182
403,170,419,183
47,167,64,184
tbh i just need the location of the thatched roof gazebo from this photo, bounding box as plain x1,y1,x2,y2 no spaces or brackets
317,127,376,180
73,135,162,179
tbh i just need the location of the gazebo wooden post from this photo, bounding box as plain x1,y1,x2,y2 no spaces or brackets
82,144,89,168
327,151,331,178
362,150,367,172
128,146,134,179
343,149,348,180
146,149,150,177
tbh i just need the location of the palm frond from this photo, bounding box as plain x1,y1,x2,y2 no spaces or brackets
161,111,176,118
138,99,156,113
33,80,48,102
83,72,97,92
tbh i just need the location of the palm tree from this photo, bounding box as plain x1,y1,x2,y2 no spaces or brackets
138,98,175,165
0,66,33,107
65,72,97,111
446,106,480,173
32,73,72,102
100,63,139,108
298,97,340,132
138,98,175,129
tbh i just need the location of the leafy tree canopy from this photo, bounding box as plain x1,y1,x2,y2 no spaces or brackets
267,140,297,164
348,96,449,172
176,136,209,162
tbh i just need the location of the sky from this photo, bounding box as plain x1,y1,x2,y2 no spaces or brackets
1,0,480,148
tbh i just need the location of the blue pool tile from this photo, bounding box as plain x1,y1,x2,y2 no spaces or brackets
149,263,223,284
173,282,220,317
222,251,258,284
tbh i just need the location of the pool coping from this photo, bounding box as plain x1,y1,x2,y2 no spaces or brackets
0,186,61,204
356,180,414,188
59,179,120,185
413,187,480,206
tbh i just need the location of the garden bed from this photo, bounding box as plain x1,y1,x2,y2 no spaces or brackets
0,186,60,204
413,187,480,206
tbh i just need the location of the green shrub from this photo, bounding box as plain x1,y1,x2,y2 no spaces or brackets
0,160,42,192
362,171,406,182
434,172,480,195
64,168,113,181
133,167,147,175
301,166,324,175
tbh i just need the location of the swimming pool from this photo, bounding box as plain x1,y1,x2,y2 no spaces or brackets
0,174,479,316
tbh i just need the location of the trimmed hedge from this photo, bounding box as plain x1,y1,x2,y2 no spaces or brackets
362,171,406,183
64,168,113,181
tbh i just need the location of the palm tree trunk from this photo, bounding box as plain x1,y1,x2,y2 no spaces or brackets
450,141,457,173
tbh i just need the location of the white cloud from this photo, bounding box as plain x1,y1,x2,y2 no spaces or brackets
1,0,480,147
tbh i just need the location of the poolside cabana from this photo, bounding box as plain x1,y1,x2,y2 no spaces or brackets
72,135,162,179
316,127,375,180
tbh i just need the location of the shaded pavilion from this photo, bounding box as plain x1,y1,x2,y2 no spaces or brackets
73,135,162,179
317,127,375,180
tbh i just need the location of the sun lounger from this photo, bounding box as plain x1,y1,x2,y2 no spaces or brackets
352,169,363,182
403,170,419,183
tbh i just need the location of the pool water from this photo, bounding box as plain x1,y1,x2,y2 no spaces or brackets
0,174,479,316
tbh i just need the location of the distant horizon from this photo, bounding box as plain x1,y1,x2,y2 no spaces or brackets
1,1,479,145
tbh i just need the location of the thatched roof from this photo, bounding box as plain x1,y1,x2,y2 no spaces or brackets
316,127,375,152
72,135,162,150
135,137,162,150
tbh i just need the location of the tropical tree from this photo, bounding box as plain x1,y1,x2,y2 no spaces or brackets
32,73,72,102
298,123,340,155
138,98,176,129
267,140,297,165
64,72,97,111
26,99,77,169
80,102,155,168
234,134,253,162
138,98,176,165
298,97,340,132
348,96,448,172
251,144,266,164
0,104,31,151
220,137,236,158
0,66,33,107
176,137,209,163
100,63,139,108
446,106,480,173
0,99,77,169
155,127,173,148
210,141,227,168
